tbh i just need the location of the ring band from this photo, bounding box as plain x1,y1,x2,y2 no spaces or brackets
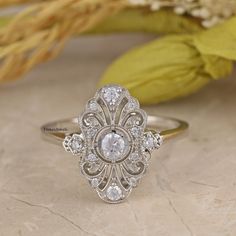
41,85,188,203
41,116,188,145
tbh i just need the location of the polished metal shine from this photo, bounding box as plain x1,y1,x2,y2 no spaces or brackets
41,85,188,203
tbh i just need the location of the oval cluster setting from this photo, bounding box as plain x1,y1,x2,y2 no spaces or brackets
63,85,163,203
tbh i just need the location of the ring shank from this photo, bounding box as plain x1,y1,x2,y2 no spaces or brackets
41,116,188,146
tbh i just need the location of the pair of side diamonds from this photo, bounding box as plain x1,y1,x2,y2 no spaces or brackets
63,131,163,157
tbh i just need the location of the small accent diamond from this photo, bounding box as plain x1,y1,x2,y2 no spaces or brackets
129,177,138,187
127,116,142,126
88,101,98,111
129,152,140,162
106,184,122,201
64,134,84,155
142,131,162,152
127,98,139,110
86,153,98,162
71,140,82,150
102,86,121,105
86,127,98,138
91,178,100,188
130,126,142,138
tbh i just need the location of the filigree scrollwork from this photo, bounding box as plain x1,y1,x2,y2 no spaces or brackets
63,85,162,203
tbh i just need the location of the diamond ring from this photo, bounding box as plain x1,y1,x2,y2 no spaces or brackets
41,85,188,203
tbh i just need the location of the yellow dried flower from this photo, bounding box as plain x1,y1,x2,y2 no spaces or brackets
128,0,236,27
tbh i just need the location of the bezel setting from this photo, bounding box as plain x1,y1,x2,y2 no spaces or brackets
63,133,85,155
94,126,132,164
63,85,163,203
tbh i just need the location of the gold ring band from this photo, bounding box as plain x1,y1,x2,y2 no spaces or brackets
41,85,189,203
41,115,188,146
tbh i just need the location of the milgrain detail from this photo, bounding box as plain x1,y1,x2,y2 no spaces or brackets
63,85,162,203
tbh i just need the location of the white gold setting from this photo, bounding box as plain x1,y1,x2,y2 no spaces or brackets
42,85,188,203
62,85,163,203
63,133,85,155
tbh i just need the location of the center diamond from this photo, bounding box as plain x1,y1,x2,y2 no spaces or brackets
96,128,131,163
101,132,126,161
